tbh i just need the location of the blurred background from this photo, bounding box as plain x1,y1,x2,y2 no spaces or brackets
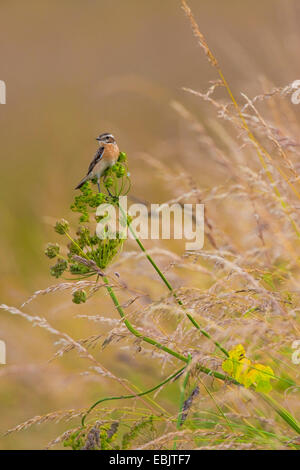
1,0,300,449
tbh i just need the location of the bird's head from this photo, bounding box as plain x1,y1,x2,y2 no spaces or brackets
96,133,116,145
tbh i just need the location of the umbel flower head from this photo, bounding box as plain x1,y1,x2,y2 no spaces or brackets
54,219,69,235
72,289,87,304
44,243,60,259
45,152,130,303
50,258,68,278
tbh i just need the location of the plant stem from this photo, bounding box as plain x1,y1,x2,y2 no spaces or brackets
104,276,187,363
103,276,238,381
119,203,229,358
81,365,186,426
260,393,300,435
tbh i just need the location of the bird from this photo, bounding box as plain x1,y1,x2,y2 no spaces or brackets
75,133,119,192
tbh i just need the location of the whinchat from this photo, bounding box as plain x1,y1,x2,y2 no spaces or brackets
75,133,119,192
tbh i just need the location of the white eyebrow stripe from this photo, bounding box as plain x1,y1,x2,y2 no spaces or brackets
99,133,114,139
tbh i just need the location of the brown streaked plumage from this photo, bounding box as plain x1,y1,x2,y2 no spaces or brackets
75,133,119,191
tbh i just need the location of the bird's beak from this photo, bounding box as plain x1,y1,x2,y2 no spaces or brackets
96,137,101,141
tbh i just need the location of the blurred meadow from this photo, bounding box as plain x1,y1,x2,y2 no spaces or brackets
1,0,300,449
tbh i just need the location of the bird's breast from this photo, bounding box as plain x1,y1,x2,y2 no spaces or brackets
104,143,120,165
93,143,119,177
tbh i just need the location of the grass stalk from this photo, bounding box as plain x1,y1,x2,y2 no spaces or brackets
173,353,192,449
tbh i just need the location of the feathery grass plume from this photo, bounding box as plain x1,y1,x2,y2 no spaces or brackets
4,409,85,436
181,0,300,239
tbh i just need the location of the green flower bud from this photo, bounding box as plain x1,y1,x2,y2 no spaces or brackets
75,225,91,248
80,182,92,195
112,163,121,173
104,177,114,188
67,241,81,256
89,235,99,245
50,258,68,278
54,219,69,235
69,262,90,275
88,192,105,208
94,237,124,269
70,193,89,214
79,213,89,223
72,289,87,304
116,166,125,177
45,243,60,259
118,152,127,162
76,226,90,237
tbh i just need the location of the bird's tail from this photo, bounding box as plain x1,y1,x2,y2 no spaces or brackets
75,174,89,190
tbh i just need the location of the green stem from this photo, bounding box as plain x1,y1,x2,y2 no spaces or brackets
103,276,239,381
177,353,192,429
119,203,229,358
65,231,89,260
81,365,186,426
260,393,300,435
104,276,187,363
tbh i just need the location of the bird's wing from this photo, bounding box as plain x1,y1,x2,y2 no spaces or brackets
87,146,105,175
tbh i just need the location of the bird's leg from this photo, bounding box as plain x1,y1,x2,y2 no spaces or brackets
103,175,113,197
97,177,101,193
